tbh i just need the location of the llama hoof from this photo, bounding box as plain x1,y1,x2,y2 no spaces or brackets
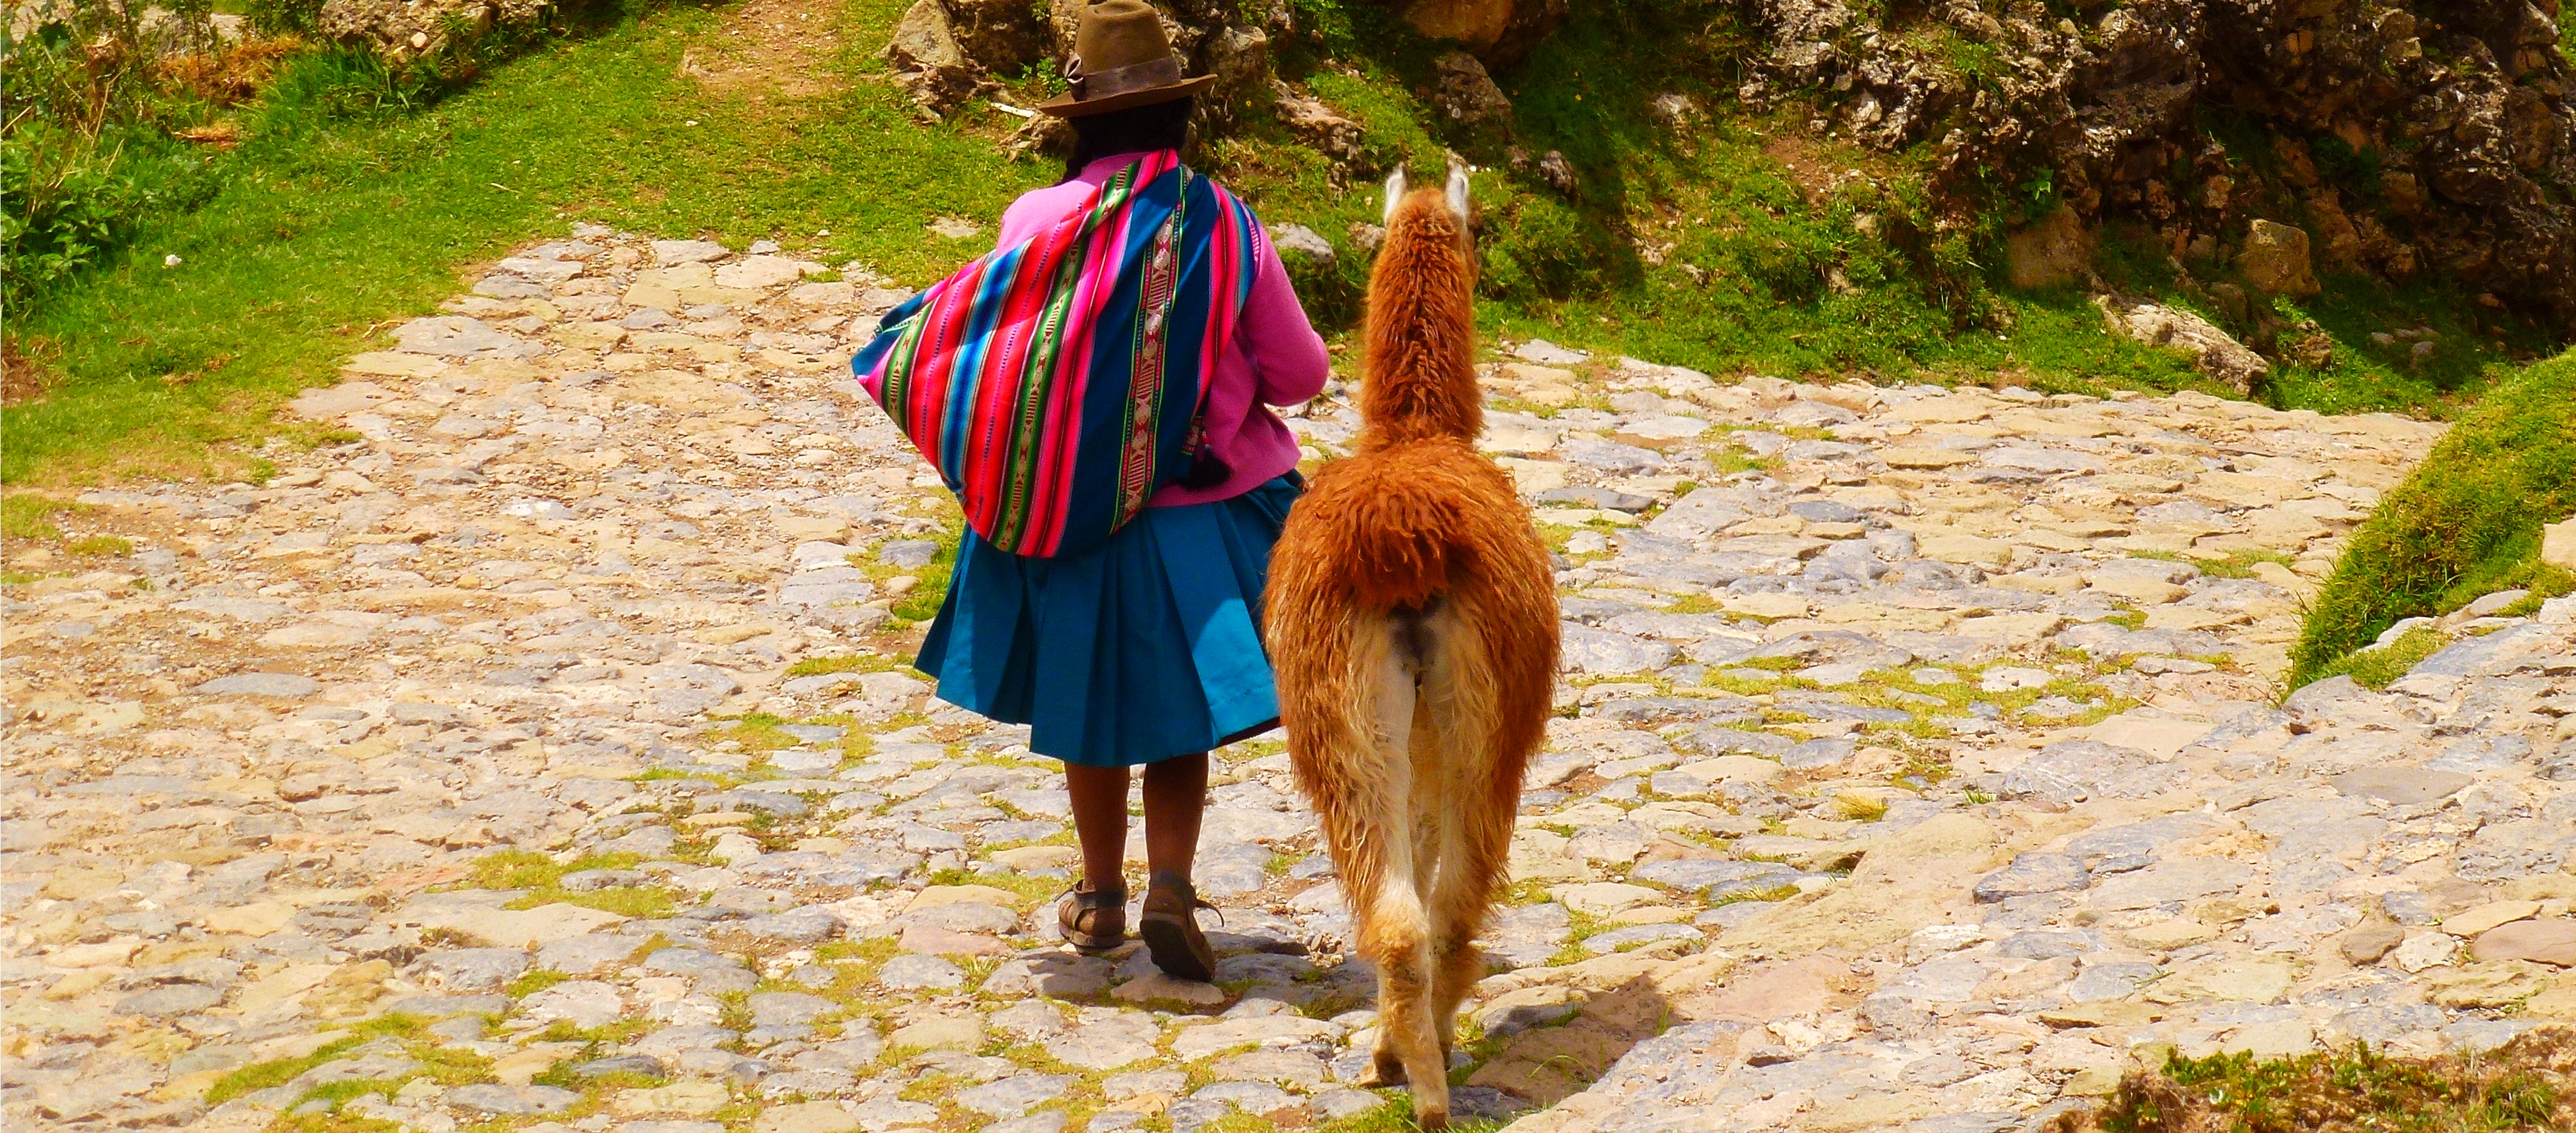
1358,1052,1408,1087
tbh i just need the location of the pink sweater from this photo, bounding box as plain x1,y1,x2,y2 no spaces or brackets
993,153,1330,507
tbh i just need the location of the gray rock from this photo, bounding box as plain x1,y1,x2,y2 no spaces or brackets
2409,624,2552,679
748,992,839,1028
1973,852,2087,902
2063,815,2212,872
989,1113,1067,1133
955,1073,1073,1117
644,949,758,993
1537,485,1655,512
1581,923,1702,953
741,909,843,943
1999,741,2182,806
2329,767,2473,806
1781,738,1856,769
534,933,639,974
2425,734,2531,772
878,954,966,991
878,540,940,567
193,673,321,697
1560,625,1681,674
1559,436,1667,473
1997,928,2106,959
653,239,730,264
1042,1016,1159,1070
114,983,223,1017
1309,1088,1386,1121
2089,858,2255,911
447,1084,581,1115
570,1054,666,1078
2066,961,2159,1001
394,316,541,359
559,868,649,891
1269,223,1335,265
1632,859,1798,899
411,948,530,991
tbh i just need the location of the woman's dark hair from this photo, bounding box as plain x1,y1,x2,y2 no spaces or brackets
1061,97,1195,182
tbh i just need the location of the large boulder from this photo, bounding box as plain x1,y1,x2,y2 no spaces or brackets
2096,295,2268,392
2238,220,2320,296
886,0,1050,114
1399,0,1565,66
2005,207,2094,290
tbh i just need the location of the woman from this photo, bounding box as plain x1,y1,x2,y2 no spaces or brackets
870,0,1329,980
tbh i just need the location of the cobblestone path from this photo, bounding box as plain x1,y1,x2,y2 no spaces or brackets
7,228,2574,1133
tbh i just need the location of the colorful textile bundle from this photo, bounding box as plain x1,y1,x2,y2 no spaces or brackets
853,150,1262,558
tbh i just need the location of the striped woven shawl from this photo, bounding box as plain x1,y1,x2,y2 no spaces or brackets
853,151,1262,558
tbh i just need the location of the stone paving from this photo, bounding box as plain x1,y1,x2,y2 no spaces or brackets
6,227,2575,1133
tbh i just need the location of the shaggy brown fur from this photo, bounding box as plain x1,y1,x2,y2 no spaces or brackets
1265,167,1559,1131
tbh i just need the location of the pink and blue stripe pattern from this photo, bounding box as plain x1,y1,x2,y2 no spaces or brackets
854,151,1262,558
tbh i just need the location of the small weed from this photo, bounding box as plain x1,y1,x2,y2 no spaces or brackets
64,533,132,555
1833,792,1888,822
506,969,571,998
2194,549,2298,580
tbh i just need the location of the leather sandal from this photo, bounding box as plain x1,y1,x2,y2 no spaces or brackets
1140,871,1218,982
1057,883,1126,952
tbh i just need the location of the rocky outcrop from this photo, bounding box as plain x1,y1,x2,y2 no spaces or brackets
314,0,578,61
1739,0,2576,328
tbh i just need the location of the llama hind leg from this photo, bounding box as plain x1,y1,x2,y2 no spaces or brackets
1325,618,1442,1109
1420,608,1513,1062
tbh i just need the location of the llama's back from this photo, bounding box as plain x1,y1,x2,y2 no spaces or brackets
1265,435,1558,775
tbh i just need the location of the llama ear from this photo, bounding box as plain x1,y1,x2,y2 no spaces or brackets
1382,168,1408,225
1445,163,1470,222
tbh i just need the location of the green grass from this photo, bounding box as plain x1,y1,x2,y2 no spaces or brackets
9,0,2564,494
202,1015,432,1104
462,849,674,918
5,0,1041,486
206,1036,367,1103
885,515,962,628
2298,626,2447,692
2288,349,2576,687
2063,1031,2572,1132
784,652,912,678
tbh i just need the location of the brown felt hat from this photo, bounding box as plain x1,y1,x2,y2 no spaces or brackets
1036,0,1216,117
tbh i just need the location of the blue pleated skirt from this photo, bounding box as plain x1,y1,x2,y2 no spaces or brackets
915,475,1302,767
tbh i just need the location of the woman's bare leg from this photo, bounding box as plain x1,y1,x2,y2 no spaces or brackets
1064,764,1132,893
1141,751,1209,882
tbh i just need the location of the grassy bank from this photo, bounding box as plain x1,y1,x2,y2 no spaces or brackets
2288,349,2576,688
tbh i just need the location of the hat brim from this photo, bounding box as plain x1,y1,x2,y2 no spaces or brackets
1034,72,1218,117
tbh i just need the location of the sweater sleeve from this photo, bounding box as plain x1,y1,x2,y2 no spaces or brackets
1239,231,1332,407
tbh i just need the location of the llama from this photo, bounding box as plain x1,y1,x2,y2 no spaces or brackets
1265,165,1560,1130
